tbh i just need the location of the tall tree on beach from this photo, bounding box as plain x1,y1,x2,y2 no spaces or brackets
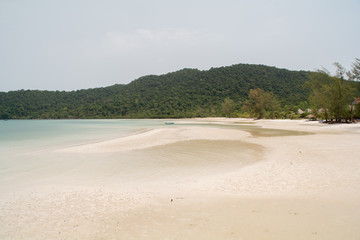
243,88,279,119
305,60,357,122
347,58,360,81
221,97,236,117
305,70,332,121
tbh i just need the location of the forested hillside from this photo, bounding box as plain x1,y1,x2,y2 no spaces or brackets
0,64,311,119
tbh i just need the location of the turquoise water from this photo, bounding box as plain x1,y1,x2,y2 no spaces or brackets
0,119,166,154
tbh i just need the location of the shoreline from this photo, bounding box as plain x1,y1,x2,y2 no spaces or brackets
1,119,359,239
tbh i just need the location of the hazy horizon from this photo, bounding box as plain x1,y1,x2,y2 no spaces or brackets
1,0,359,92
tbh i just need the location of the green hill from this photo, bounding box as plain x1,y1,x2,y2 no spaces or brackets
0,64,311,119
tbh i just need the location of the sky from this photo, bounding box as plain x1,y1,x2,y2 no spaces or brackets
1,0,360,92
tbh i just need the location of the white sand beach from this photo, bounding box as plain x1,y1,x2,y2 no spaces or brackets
1,119,359,239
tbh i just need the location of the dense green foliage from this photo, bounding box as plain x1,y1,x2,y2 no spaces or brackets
0,64,312,119
305,61,360,122
221,98,236,117
243,88,280,119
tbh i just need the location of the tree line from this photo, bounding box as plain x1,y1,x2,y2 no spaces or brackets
0,64,310,119
0,62,359,120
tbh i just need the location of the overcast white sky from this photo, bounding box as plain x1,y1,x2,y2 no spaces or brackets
1,0,359,92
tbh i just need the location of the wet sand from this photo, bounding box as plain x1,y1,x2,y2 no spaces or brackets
1,119,360,239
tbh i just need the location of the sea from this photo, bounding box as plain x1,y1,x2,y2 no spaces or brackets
0,119,164,154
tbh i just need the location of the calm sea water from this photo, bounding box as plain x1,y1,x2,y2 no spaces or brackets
0,119,166,155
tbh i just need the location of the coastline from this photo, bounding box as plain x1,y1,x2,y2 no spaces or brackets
1,118,359,239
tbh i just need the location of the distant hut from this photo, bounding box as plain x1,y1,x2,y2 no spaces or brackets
297,109,305,115
306,114,316,121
